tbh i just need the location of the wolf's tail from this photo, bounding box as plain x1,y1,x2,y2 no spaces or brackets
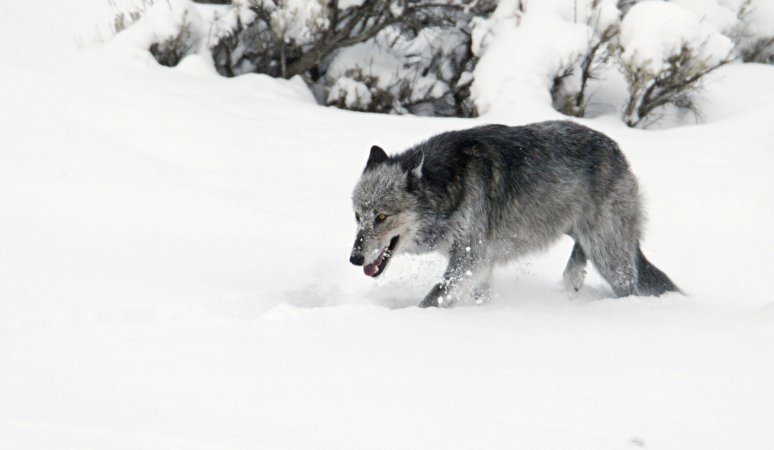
636,246,680,296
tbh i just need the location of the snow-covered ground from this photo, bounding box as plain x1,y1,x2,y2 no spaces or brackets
2,2,774,449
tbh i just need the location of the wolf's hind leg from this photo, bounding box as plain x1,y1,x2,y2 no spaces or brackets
563,242,587,292
581,174,641,297
582,233,638,297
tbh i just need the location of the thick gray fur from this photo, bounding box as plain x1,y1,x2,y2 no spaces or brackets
350,121,679,307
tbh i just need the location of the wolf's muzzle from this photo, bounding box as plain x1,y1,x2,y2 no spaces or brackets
350,231,365,265
350,254,364,266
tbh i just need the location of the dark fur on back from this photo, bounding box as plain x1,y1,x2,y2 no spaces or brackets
351,121,679,305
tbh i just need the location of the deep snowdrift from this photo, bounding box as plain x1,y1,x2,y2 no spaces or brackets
1,1,774,449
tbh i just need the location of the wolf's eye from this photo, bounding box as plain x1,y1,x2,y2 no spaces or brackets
375,213,387,224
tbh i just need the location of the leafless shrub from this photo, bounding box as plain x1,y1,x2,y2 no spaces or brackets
551,1,619,118
208,0,493,117
740,36,774,63
149,10,195,67
552,23,618,117
223,0,487,80
616,0,638,16
619,43,731,127
326,68,397,113
211,6,284,77
730,0,774,64
109,0,154,34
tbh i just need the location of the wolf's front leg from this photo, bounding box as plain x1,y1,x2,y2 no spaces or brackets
419,242,485,308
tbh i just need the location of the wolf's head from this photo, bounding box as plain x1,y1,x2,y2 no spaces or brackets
350,145,423,277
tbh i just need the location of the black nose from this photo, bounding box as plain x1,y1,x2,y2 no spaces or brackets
350,254,364,266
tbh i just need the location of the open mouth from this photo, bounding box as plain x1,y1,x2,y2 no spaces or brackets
363,236,400,277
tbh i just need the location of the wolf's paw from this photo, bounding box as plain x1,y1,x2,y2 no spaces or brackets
418,297,440,308
419,286,457,308
471,282,492,305
563,265,586,292
419,283,445,308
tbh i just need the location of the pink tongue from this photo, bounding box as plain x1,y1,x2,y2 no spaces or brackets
363,263,379,277
363,250,385,277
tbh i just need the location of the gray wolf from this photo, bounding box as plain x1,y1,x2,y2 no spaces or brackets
349,121,679,307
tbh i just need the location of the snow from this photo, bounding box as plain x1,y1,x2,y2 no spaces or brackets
112,0,209,55
471,3,589,119
2,1,774,449
338,0,367,9
326,37,405,91
619,2,734,74
328,76,374,109
471,0,621,119
196,3,257,41
324,27,464,112
671,0,740,32
737,0,774,34
269,0,328,46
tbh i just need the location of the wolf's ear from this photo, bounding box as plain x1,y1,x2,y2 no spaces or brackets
401,152,424,193
366,145,389,169
412,153,424,178
401,151,424,179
